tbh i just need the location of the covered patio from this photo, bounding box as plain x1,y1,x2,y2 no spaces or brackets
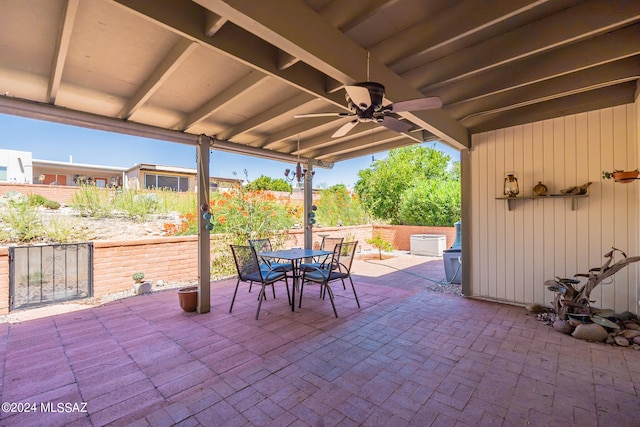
1,1,639,425
1,256,638,426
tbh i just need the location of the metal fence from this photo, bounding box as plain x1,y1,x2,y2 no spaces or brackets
9,243,93,311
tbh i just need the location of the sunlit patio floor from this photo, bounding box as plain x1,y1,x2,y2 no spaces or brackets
1,255,639,426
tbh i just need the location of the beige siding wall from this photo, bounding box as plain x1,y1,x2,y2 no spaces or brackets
470,103,639,313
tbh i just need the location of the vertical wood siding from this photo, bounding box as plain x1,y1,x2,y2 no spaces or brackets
470,104,639,313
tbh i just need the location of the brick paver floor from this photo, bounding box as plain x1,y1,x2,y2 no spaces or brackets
0,255,638,426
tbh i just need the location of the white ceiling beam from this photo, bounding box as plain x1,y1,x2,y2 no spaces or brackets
403,0,640,90
0,95,332,166
120,38,198,120
204,11,227,36
465,82,635,132
318,138,416,163
319,0,398,33
428,25,640,105
193,0,469,149
448,58,640,121
48,0,79,104
181,71,268,130
372,0,552,71
217,93,317,140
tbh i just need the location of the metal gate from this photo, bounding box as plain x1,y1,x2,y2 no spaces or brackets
9,243,93,311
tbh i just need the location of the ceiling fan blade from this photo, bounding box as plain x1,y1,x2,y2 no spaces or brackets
345,85,372,109
332,120,359,138
380,116,412,133
294,112,352,118
388,96,442,112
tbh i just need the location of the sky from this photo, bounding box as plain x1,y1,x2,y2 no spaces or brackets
0,113,460,188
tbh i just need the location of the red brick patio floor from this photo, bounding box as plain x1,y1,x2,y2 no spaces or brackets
0,255,638,426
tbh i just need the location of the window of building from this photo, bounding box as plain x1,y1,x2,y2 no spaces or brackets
144,173,189,192
41,173,67,185
0,166,7,181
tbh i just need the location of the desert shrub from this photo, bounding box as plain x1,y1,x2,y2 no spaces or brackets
43,216,86,243
366,231,393,260
112,190,159,221
1,200,43,242
43,200,61,210
315,184,369,226
28,194,48,206
70,185,112,218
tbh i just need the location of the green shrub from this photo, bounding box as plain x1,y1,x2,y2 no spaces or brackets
398,180,461,227
43,200,61,210
44,216,85,243
112,190,158,221
365,231,393,259
28,194,48,206
315,184,369,226
1,200,43,242
70,186,112,218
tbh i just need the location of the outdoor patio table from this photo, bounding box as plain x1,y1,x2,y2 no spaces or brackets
259,248,331,312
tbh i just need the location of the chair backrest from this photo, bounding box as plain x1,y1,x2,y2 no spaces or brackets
230,244,261,281
248,238,272,253
322,237,344,252
336,241,357,273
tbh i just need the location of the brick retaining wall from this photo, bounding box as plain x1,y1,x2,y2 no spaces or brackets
0,224,453,315
0,248,7,315
0,183,81,204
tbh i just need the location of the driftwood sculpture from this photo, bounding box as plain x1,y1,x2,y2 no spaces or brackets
545,248,640,320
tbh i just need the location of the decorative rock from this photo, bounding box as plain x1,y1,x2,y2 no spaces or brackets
568,319,583,328
621,329,640,339
572,323,608,342
614,336,630,347
633,336,640,346
553,320,574,334
525,303,548,313
623,321,639,330
156,280,165,287
619,311,637,321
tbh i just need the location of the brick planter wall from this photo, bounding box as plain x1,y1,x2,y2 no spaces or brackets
0,248,8,315
0,183,81,204
0,224,454,315
374,224,456,250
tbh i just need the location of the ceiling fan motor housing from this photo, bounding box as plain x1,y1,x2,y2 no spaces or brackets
354,81,385,110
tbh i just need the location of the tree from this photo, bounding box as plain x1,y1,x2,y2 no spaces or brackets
315,184,369,226
354,144,455,224
397,180,460,226
245,175,292,192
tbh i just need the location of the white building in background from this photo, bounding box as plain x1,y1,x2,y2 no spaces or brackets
0,149,33,184
0,149,241,191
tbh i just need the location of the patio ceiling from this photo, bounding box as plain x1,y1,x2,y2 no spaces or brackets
0,0,638,165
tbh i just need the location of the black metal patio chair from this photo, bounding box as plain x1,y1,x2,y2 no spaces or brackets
229,244,290,320
298,241,360,317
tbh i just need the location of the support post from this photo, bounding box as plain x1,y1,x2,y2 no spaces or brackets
196,135,211,313
460,147,471,297
303,163,313,249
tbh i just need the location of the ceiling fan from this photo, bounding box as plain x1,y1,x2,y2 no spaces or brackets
294,81,442,138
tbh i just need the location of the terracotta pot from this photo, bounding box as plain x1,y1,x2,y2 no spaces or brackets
612,170,639,183
178,286,198,312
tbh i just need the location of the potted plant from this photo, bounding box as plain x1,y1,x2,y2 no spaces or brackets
132,271,152,294
602,169,639,183
178,286,198,312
